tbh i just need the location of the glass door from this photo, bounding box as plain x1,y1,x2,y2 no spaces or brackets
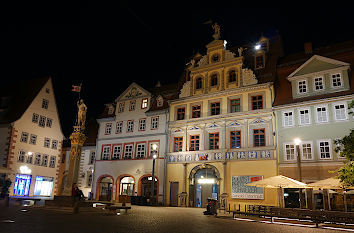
14,174,32,196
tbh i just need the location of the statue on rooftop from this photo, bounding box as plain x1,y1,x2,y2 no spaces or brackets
212,23,221,40
77,99,87,130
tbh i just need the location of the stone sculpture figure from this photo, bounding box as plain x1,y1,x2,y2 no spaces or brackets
212,23,220,40
77,99,87,130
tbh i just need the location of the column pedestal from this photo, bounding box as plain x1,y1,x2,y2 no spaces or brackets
179,192,187,207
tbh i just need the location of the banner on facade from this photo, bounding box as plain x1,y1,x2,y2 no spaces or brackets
231,175,264,199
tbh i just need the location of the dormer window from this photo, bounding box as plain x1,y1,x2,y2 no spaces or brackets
210,74,218,87
195,77,203,89
141,98,148,109
228,70,237,83
255,54,265,69
331,73,343,88
297,80,307,94
108,106,114,115
157,96,163,107
314,77,324,91
129,100,136,111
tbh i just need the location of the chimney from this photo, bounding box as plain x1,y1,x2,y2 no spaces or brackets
304,42,312,54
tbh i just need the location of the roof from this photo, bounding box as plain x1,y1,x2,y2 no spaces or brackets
273,40,354,107
145,83,179,113
0,76,50,124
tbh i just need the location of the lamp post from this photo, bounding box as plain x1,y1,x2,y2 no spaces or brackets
294,138,302,182
151,143,158,205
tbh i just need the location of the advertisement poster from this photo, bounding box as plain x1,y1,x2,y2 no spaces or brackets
231,175,264,199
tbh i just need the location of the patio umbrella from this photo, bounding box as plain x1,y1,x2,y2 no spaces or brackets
246,175,307,208
0,166,15,174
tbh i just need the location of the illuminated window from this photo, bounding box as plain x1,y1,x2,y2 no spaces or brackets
14,174,32,196
141,98,148,109
34,176,54,196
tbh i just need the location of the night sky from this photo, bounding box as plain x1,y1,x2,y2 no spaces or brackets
2,6,354,137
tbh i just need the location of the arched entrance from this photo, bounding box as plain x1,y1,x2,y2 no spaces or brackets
189,164,220,208
138,175,158,203
98,176,113,201
119,176,135,196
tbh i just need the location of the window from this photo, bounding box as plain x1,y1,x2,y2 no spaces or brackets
253,129,265,147
102,145,111,160
314,77,324,91
41,154,48,166
141,98,148,109
283,111,294,127
230,131,241,149
49,156,56,168
251,95,263,110
127,120,134,132
46,118,52,128
301,143,312,160
124,144,133,159
195,77,203,89
44,138,50,148
42,99,49,109
228,70,237,83
52,140,58,150
87,172,93,187
173,137,183,152
29,134,37,145
112,145,122,160
89,152,95,164
192,105,201,118
255,54,265,69
116,121,123,134
105,123,112,135
284,144,295,161
139,118,146,131
319,141,331,159
118,102,125,113
190,135,200,151
210,102,220,115
18,150,25,162
334,103,347,121
129,100,136,111
210,74,218,87
209,133,219,150
26,153,33,164
316,106,328,123
332,73,343,87
39,116,46,127
136,143,146,159
20,132,29,143
32,113,39,123
177,107,185,120
230,99,241,113
298,80,307,94
33,176,54,196
298,108,311,125
151,117,159,130
34,154,41,165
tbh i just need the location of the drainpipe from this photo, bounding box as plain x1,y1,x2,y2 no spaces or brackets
268,83,278,175
163,109,169,206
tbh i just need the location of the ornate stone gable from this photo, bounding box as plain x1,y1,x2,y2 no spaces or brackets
241,68,258,86
115,82,151,102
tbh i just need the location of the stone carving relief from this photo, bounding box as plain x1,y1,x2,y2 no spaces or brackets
179,81,191,98
242,68,258,86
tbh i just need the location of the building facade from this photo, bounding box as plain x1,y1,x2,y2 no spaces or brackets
93,82,177,204
0,77,63,198
274,41,354,185
166,30,283,209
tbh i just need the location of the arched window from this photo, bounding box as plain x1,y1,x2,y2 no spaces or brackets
210,74,218,87
195,77,203,89
228,70,237,83
120,176,134,196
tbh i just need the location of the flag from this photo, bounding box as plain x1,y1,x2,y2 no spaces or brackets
72,85,81,92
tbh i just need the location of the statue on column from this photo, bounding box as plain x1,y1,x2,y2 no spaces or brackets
212,22,221,40
77,99,87,131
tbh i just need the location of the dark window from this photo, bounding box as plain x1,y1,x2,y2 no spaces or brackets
174,137,183,152
210,74,218,86
192,105,201,118
211,102,220,115
251,95,263,110
177,107,185,120
255,54,265,69
190,135,200,151
230,98,241,113
253,129,265,147
209,133,219,150
228,70,237,83
195,77,203,89
230,131,241,148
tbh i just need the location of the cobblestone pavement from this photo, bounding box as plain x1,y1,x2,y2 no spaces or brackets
0,205,346,233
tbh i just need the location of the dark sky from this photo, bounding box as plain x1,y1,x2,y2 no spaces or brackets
2,6,354,137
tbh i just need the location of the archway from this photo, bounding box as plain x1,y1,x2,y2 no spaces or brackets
189,164,220,208
138,174,159,203
96,175,114,201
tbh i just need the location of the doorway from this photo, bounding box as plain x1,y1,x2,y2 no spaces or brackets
99,177,113,201
170,182,179,206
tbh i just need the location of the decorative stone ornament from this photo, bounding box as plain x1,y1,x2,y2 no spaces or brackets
242,68,258,86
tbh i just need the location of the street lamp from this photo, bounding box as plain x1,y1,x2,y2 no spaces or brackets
150,143,158,205
294,138,302,182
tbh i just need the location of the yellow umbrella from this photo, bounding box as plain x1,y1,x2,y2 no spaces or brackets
307,177,353,189
246,175,307,208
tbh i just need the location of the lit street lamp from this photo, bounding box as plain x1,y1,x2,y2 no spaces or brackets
150,143,158,205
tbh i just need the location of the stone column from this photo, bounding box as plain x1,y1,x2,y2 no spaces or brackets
179,163,187,207
63,127,86,196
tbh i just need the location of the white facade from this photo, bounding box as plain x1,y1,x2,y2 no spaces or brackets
1,77,63,198
93,83,170,204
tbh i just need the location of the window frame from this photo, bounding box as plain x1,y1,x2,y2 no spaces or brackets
318,140,332,159
129,100,136,111
123,143,134,160
333,102,348,121
300,141,313,160
255,53,265,69
284,143,296,161
46,118,53,128
118,102,125,113
230,131,241,149
52,140,58,150
42,99,49,109
173,137,183,152
127,120,134,133
297,79,308,94
251,95,263,110
298,107,311,126
49,156,56,168
253,128,266,147
151,116,159,130
18,150,25,162
29,134,37,145
230,98,241,113
195,77,203,90
209,133,219,150
210,73,218,87
44,138,50,148
191,105,201,118
39,116,46,127
141,98,148,109
20,132,29,143
210,102,220,116
32,113,39,123
112,144,122,160
313,76,325,91
176,107,185,120
104,123,112,135
101,144,111,160
116,121,123,134
228,69,237,83
190,135,200,151
139,118,146,131
315,104,329,123
41,154,48,167
282,110,294,127
135,142,146,159
331,73,343,88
